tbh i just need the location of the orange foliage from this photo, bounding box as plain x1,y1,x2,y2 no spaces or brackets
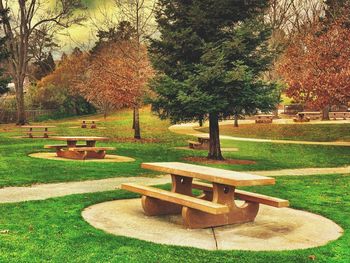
277,14,350,109
39,50,88,96
39,41,153,117
77,41,153,116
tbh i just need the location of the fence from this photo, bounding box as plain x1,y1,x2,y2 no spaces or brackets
0,109,55,123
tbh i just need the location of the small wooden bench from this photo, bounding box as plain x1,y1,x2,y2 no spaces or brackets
121,162,289,229
255,115,274,124
329,112,350,120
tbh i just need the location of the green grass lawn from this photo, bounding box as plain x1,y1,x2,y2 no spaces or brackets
0,108,349,187
0,174,349,262
198,123,350,142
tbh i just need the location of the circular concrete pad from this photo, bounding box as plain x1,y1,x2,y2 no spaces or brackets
29,152,135,163
82,198,343,251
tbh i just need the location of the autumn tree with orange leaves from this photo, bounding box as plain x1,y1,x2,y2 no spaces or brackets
278,12,350,119
77,40,152,119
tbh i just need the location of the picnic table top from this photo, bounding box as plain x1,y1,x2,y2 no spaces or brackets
256,114,274,117
51,136,109,141
141,162,275,187
297,111,321,114
21,125,56,128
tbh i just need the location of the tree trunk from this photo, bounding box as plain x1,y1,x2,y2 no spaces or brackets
208,113,224,160
234,114,239,127
199,117,203,127
15,79,26,125
133,106,141,139
322,105,330,120
132,107,136,129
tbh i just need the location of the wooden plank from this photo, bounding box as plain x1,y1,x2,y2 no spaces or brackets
23,131,53,134
44,145,84,149
68,147,115,151
141,162,275,187
188,140,201,145
235,189,289,208
121,183,229,215
51,136,109,141
192,182,289,208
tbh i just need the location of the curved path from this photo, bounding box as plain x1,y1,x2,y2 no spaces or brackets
169,122,350,147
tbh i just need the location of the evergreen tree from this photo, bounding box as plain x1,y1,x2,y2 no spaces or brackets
0,8,10,95
149,0,279,160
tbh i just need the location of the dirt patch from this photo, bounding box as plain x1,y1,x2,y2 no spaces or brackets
184,157,256,165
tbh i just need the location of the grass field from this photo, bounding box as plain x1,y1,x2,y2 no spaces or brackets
198,123,350,142
0,108,349,187
0,108,349,262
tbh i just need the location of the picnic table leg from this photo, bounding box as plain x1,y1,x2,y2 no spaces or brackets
81,121,87,128
142,175,193,216
28,128,33,138
91,121,97,129
84,140,105,159
182,183,259,229
44,128,49,138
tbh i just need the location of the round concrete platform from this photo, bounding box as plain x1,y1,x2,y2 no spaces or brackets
29,152,135,163
82,198,343,251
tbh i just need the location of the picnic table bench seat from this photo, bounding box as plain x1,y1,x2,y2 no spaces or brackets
68,147,115,151
122,183,229,215
188,137,209,150
188,140,202,149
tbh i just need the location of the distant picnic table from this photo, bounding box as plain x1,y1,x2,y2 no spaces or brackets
21,125,56,138
294,111,321,122
81,120,99,129
122,162,289,229
188,136,209,149
45,136,115,160
255,114,274,124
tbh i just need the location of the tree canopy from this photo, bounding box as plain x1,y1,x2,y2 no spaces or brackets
149,0,279,159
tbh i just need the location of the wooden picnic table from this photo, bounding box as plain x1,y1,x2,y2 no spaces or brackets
21,125,56,138
122,162,289,229
45,136,115,160
188,136,210,149
255,114,274,124
80,120,99,129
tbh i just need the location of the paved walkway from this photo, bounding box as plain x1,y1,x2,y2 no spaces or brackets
1,165,349,204
0,176,169,204
169,122,350,147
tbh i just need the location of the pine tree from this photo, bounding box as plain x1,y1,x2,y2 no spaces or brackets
0,8,10,95
149,0,279,160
